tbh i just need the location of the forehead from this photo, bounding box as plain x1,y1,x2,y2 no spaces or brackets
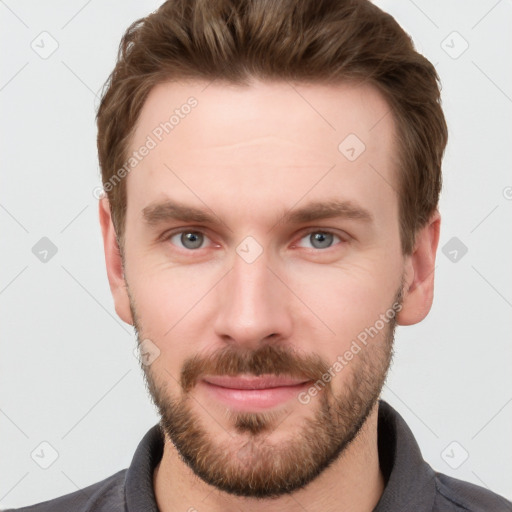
126,79,398,229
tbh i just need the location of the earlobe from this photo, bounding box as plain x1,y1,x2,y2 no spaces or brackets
98,197,134,325
396,211,441,326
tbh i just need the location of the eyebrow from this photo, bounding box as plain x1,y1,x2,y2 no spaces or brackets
142,198,373,227
280,199,373,225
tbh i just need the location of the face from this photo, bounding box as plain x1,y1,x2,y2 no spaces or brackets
110,79,411,497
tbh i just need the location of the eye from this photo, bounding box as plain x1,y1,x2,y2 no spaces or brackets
168,230,210,250
296,230,343,250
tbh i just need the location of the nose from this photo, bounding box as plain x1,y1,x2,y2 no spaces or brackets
213,247,293,349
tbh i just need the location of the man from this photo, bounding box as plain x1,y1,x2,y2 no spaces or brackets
5,0,510,511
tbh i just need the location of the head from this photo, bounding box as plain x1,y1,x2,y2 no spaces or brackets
97,0,446,499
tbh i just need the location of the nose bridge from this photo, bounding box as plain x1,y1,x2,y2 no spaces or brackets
232,251,273,308
213,245,292,345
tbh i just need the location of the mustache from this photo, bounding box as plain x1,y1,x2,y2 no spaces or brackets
180,343,330,393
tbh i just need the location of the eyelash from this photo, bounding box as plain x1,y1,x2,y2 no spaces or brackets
161,227,348,252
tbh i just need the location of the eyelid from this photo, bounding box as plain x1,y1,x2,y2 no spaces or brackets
293,228,350,248
160,227,216,249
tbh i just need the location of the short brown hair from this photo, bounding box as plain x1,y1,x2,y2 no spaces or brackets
96,0,447,255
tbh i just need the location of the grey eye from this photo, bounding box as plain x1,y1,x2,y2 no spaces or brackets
170,231,205,249
297,231,341,250
309,232,334,249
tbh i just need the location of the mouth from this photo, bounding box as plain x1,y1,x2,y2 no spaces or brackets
199,374,312,411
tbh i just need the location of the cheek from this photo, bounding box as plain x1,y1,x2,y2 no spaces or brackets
283,257,398,352
127,261,221,364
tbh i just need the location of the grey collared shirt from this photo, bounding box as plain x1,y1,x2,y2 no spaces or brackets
3,400,511,511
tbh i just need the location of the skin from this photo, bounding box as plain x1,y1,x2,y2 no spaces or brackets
99,79,440,512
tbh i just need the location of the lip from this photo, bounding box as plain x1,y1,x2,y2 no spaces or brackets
203,375,310,389
199,375,312,411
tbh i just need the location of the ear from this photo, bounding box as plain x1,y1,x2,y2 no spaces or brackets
396,210,441,326
98,197,133,325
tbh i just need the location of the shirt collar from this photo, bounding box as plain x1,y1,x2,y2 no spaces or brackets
373,400,436,511
124,400,436,512
125,422,163,512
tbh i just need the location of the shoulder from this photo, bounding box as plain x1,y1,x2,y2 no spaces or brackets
1,469,127,512
433,471,512,512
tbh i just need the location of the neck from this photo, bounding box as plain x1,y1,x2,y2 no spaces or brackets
153,401,385,512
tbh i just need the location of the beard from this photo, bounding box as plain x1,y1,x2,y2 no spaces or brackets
130,285,402,499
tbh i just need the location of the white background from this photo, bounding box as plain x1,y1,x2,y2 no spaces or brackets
1,0,511,508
